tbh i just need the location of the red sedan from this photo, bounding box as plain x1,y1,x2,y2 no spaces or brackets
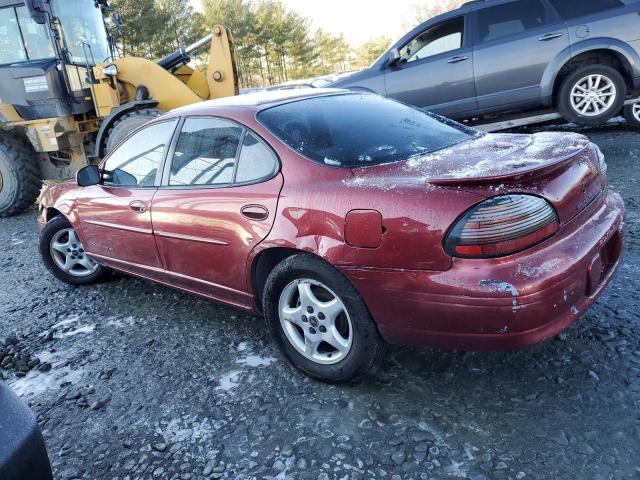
38,90,625,381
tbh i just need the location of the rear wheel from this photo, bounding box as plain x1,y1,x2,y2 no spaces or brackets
263,254,382,382
105,108,163,154
623,101,640,130
558,65,626,126
39,215,107,285
0,133,41,217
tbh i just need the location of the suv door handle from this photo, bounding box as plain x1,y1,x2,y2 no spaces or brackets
539,33,564,41
241,204,269,221
447,55,469,64
129,200,147,214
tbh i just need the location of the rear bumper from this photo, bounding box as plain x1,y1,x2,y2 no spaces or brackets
341,190,625,350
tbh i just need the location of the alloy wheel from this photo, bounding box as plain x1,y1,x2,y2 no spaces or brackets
278,279,353,365
570,74,617,117
633,102,640,122
49,228,98,277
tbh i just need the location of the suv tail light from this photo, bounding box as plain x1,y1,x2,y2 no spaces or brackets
445,195,559,258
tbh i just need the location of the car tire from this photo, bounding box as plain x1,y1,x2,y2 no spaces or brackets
558,65,627,126
39,215,107,286
623,101,640,130
263,253,383,382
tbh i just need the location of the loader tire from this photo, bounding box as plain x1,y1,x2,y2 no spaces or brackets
0,134,41,218
105,108,164,154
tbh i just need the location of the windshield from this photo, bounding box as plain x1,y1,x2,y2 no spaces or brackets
0,6,55,64
257,93,479,168
52,0,110,64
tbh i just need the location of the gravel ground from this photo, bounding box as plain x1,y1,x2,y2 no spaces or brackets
1,122,639,480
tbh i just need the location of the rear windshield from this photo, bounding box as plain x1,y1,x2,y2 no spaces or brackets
257,93,479,168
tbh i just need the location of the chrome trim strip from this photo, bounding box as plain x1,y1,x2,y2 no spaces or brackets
85,220,153,235
154,230,229,246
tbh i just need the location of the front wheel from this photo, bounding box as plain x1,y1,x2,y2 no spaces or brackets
558,65,627,126
623,101,640,130
263,254,382,382
39,215,107,285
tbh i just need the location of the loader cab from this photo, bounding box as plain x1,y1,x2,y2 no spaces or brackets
0,0,113,121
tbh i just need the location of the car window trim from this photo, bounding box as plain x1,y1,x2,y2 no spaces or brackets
100,117,180,189
470,0,560,46
159,114,281,190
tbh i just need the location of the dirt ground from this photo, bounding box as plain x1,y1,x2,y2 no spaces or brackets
1,121,639,480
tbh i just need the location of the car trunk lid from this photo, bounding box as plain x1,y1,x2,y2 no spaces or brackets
350,132,607,224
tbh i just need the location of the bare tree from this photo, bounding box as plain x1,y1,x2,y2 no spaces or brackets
402,0,467,29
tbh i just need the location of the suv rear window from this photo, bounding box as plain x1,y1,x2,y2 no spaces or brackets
257,94,479,168
477,0,548,43
547,0,624,20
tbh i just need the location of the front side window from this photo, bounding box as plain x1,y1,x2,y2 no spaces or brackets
257,93,479,168
0,6,54,64
169,117,243,186
477,0,548,44
400,17,464,63
51,0,110,64
547,0,623,20
103,120,178,187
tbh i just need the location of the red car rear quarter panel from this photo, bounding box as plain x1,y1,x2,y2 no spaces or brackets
344,190,625,348
256,163,486,272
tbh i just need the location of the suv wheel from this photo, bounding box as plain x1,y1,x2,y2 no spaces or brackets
558,65,626,126
263,254,382,382
623,101,640,129
39,215,107,285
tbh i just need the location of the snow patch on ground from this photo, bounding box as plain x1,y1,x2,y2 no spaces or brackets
236,355,277,367
216,370,242,391
160,417,215,444
60,324,96,337
105,316,137,328
9,348,82,398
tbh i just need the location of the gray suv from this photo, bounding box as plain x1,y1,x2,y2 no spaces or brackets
332,0,640,127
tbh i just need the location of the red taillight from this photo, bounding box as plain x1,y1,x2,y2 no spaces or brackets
445,195,559,258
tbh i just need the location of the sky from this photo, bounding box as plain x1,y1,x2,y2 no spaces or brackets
190,0,417,45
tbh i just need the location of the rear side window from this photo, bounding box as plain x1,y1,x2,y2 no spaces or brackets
235,133,278,183
103,120,178,187
477,0,548,43
547,0,623,20
169,117,242,186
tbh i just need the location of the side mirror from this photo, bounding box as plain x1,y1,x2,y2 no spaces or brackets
387,48,401,67
76,165,100,187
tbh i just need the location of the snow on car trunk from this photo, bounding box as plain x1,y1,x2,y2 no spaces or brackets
350,132,607,225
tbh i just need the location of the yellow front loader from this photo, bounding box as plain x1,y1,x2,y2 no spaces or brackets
0,0,238,217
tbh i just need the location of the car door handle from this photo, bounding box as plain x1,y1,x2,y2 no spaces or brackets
539,33,564,41
129,200,147,214
447,55,469,64
241,204,269,221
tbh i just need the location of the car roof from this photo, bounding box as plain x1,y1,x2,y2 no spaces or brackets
170,88,348,115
